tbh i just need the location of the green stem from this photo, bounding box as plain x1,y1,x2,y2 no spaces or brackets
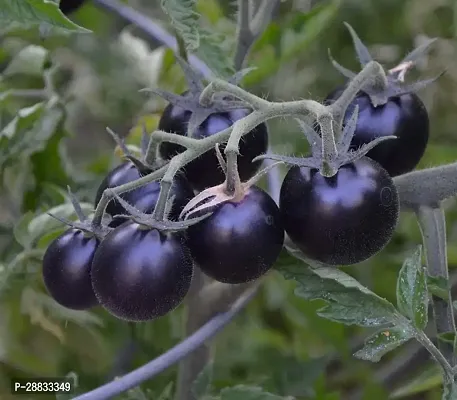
176,31,188,62
317,114,338,177
199,79,269,110
417,206,457,366
224,150,241,195
145,130,199,166
151,156,184,221
327,61,386,137
93,63,388,227
414,329,454,379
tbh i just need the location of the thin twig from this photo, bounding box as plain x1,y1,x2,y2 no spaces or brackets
72,287,258,400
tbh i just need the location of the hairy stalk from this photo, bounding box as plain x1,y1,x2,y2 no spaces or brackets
417,206,457,366
328,61,386,137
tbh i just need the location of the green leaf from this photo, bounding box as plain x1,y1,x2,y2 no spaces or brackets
0,0,90,33
353,326,414,362
245,0,340,86
390,365,442,398
279,261,398,327
161,0,200,50
195,29,234,78
3,45,49,76
0,103,65,168
219,385,292,400
192,361,213,398
13,211,35,248
428,275,449,300
160,0,233,77
396,246,429,329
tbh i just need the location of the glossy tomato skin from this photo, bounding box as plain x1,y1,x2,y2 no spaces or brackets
158,104,269,191
42,229,99,310
95,162,194,227
187,186,284,284
324,87,429,177
280,157,399,265
91,222,193,321
59,0,86,15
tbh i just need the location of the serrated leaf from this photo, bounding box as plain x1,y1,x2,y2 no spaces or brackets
396,246,429,329
192,361,213,398
219,385,292,400
0,0,90,33
390,365,442,398
279,261,398,327
3,45,49,76
195,29,234,78
354,326,414,362
161,0,200,50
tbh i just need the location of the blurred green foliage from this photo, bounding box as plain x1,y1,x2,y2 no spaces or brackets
0,0,456,399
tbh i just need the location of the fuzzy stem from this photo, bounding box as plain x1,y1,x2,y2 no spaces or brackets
152,156,184,221
224,150,242,196
199,79,269,109
416,206,457,366
145,130,199,166
328,61,386,136
317,114,338,177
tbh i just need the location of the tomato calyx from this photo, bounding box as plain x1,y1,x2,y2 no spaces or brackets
255,113,396,177
141,57,249,137
180,147,281,220
330,22,442,108
106,126,165,174
107,190,211,232
49,187,111,240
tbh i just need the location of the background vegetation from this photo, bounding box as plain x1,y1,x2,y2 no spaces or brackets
1,0,457,399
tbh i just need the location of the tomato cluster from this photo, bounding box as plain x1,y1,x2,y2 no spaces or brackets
42,38,430,320
42,104,284,321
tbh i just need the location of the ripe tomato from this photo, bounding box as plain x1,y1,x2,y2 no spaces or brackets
280,157,399,265
42,228,99,310
91,222,193,321
187,186,284,283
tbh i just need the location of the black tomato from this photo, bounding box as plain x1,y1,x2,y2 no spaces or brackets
324,87,429,177
279,157,399,265
95,162,194,227
186,186,284,284
158,104,269,191
42,229,99,310
59,0,86,15
91,222,193,321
